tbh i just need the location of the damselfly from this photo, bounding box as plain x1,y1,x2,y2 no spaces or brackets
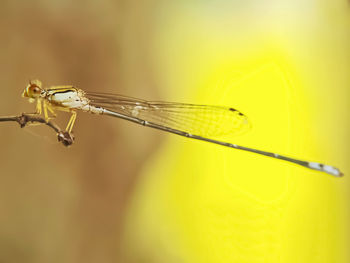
22,79,343,177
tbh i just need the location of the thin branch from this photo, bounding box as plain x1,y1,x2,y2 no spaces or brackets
0,113,74,146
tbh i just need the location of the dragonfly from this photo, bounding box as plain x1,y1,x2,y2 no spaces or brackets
21,79,343,177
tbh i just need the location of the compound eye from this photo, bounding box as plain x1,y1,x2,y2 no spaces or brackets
30,85,41,94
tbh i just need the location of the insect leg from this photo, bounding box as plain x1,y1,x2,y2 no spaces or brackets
43,101,50,122
65,111,77,133
47,105,57,117
35,99,42,114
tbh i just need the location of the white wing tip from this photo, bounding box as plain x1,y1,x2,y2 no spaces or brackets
309,162,344,177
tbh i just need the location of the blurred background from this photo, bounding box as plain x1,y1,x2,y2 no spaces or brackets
0,0,349,262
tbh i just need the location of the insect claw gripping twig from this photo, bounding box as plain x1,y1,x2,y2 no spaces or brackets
0,113,74,147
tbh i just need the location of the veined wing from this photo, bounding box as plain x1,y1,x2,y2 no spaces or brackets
85,92,250,137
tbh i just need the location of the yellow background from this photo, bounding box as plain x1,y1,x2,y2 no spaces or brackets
0,1,348,263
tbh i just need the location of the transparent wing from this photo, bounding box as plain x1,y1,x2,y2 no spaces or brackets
85,92,250,137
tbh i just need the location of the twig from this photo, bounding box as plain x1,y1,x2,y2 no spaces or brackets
0,113,74,146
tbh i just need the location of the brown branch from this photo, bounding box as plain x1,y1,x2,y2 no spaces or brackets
0,113,74,146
